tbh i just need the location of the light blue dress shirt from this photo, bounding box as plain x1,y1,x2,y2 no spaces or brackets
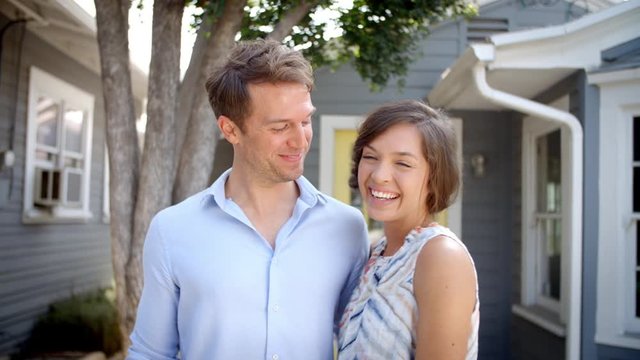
128,170,369,360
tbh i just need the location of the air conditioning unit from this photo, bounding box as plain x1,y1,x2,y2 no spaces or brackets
34,167,82,207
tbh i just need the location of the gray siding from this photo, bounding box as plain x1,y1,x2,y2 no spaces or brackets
580,71,601,360
309,1,590,359
596,344,640,360
511,316,565,360
308,0,587,186
455,111,516,360
0,15,112,355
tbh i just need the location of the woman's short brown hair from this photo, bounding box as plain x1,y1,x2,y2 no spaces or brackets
205,39,314,130
349,100,460,215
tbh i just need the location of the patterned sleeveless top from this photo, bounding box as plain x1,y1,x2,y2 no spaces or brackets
337,224,479,360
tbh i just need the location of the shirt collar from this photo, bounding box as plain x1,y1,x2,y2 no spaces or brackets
203,168,327,209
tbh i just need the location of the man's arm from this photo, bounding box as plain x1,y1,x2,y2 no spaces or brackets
127,215,180,360
335,216,370,329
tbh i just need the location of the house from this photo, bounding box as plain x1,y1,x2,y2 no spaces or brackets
311,0,639,359
0,0,146,354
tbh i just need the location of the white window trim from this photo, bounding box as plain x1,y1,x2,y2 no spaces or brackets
319,114,463,236
319,115,362,198
23,67,94,223
517,96,570,336
592,65,640,350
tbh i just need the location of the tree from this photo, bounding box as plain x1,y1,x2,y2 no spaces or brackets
93,0,474,346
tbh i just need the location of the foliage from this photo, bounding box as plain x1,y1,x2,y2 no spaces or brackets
238,0,476,90
17,289,121,358
240,0,333,67
339,0,477,90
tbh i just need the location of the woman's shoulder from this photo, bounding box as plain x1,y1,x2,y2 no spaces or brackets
414,226,477,289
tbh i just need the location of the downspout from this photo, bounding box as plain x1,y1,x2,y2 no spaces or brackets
471,45,583,360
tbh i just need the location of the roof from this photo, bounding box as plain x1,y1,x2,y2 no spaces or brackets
428,0,640,110
594,36,640,73
0,0,147,100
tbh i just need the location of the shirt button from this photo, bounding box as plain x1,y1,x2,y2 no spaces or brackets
272,354,279,360
272,304,279,312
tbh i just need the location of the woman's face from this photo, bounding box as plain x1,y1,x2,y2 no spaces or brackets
358,122,430,229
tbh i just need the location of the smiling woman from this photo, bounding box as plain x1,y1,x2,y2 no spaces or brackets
338,100,479,360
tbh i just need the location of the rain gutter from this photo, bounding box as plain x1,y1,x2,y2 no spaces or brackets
470,43,583,360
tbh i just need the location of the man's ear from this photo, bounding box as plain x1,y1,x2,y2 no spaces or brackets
218,115,240,144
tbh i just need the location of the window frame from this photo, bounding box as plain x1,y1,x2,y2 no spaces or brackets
590,66,640,350
23,67,94,223
513,96,570,337
624,113,640,333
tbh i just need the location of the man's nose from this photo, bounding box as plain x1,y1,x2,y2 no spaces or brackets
288,123,309,149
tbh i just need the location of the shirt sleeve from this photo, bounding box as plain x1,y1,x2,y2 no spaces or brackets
334,215,370,330
127,214,180,360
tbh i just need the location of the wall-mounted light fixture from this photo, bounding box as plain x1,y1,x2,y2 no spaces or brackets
0,150,15,171
470,153,486,178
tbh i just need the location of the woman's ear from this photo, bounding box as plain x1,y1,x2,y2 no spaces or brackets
218,115,240,145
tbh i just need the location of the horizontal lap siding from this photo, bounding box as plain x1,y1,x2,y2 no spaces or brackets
456,111,515,360
0,15,111,355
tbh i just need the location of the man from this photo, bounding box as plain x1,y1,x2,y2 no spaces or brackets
127,39,369,359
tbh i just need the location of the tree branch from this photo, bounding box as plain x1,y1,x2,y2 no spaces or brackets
173,0,247,202
267,0,319,42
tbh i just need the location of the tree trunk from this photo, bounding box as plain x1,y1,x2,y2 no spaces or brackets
94,0,139,345
172,0,247,202
173,18,215,181
128,0,185,321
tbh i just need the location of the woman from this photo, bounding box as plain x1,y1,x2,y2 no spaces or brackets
338,100,479,360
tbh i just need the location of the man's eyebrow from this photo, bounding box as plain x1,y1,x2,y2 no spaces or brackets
266,108,317,124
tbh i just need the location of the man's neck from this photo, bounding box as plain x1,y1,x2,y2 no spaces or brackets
224,168,300,215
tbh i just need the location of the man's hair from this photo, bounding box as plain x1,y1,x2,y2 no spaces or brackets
349,100,460,215
205,39,314,130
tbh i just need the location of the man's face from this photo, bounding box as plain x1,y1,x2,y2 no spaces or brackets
234,82,315,185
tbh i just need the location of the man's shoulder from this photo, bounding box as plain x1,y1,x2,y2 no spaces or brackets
154,188,213,224
318,193,364,220
297,176,361,217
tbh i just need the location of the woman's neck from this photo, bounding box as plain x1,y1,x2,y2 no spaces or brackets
382,215,432,256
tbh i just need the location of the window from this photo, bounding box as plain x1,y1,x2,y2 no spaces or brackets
626,115,640,333
513,96,569,337
534,129,562,312
23,67,94,222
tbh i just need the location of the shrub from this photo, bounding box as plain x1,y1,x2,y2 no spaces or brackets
17,288,121,358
